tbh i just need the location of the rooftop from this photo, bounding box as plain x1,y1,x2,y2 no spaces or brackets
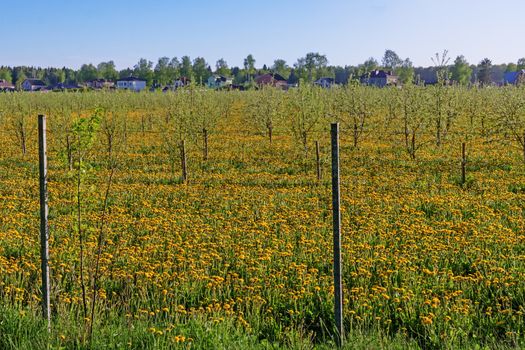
24,79,46,85
118,76,146,82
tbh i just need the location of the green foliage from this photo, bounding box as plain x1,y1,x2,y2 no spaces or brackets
401,85,428,159
294,52,329,82
287,84,326,157
97,61,119,81
362,57,379,74
478,58,493,86
505,63,517,73
0,305,424,350
78,64,98,83
331,85,372,148
245,86,284,143
180,56,193,80
153,57,171,86
243,54,256,81
397,59,415,85
272,59,290,79
517,58,525,71
382,49,402,71
134,59,154,86
431,50,451,83
451,55,473,85
72,109,102,151
215,58,230,76
71,108,102,169
192,57,211,85
0,67,13,83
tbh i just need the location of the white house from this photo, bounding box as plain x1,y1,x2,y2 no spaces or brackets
207,75,233,89
116,77,146,91
22,79,47,91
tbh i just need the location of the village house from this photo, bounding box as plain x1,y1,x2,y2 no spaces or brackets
504,70,525,85
360,70,398,87
163,77,191,92
0,79,15,92
255,73,288,89
173,77,191,89
22,78,47,91
207,75,233,89
116,77,146,91
86,79,115,89
314,77,335,88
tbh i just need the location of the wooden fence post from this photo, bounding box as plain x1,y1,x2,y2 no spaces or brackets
180,139,187,182
38,115,51,331
331,123,343,346
461,142,466,185
316,141,321,181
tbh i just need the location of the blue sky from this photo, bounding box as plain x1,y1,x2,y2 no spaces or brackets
1,0,524,69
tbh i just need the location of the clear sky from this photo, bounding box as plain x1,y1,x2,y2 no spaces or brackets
1,0,524,69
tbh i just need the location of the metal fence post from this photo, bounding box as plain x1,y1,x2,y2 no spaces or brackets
38,114,51,331
331,123,343,346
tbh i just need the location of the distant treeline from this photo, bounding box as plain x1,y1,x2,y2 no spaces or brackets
1,50,523,88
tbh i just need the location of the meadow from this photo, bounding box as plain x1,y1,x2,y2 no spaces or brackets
1,85,525,349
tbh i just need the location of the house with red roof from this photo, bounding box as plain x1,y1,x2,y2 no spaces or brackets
255,73,288,89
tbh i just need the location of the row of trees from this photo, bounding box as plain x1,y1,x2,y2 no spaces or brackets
3,85,525,165
0,53,331,88
1,51,524,88
242,84,525,162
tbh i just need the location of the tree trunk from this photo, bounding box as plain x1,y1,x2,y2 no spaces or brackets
66,134,73,171
203,128,208,161
302,131,308,159
353,121,359,148
522,131,525,164
20,127,27,156
106,133,113,165
411,132,417,160
403,116,409,150
436,118,441,147
180,140,187,183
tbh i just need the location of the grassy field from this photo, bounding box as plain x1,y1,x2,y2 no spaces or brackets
1,87,525,349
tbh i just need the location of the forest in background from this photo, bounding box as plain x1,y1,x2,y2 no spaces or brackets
1,50,524,88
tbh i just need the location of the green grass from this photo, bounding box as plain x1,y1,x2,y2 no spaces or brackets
0,304,427,350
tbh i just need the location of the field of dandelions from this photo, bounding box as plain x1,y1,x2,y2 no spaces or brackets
1,85,525,349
